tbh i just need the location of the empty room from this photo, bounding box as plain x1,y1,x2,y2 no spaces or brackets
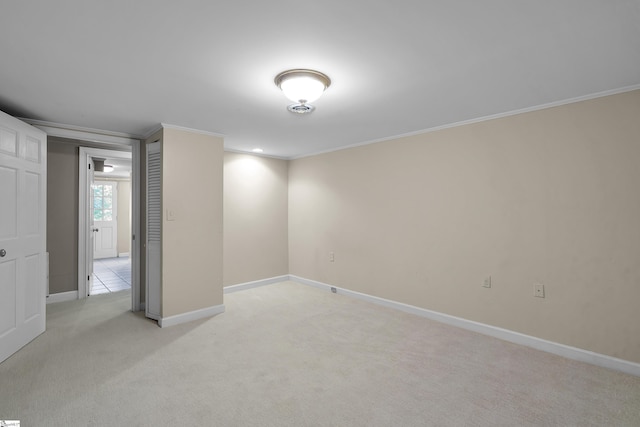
1,1,639,426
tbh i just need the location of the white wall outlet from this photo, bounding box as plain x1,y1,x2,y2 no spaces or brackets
329,251,335,262
166,209,176,221
483,276,491,288
534,283,545,298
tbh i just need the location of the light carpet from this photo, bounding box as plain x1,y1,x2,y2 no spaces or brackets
1,281,639,426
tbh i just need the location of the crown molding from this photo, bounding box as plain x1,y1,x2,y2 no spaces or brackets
291,84,640,160
20,118,142,146
223,147,288,160
158,123,225,138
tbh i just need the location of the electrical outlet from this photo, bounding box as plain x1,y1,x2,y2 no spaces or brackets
534,283,545,298
483,276,491,288
329,251,335,262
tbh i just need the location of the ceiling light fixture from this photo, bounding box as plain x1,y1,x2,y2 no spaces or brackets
275,69,331,114
251,148,264,153
103,165,114,173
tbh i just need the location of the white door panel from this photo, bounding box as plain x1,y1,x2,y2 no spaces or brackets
0,126,18,155
0,111,46,364
24,171,40,232
93,181,118,259
0,166,18,238
0,260,17,335
24,253,42,320
146,142,161,320
96,225,115,251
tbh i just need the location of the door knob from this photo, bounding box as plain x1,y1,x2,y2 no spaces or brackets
0,249,6,257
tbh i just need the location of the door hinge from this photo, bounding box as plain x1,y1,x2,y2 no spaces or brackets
88,163,91,169
88,275,90,281
132,235,135,241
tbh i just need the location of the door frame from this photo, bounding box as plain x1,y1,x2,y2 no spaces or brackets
24,119,142,311
79,146,140,310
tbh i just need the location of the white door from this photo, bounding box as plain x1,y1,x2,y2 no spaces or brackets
92,181,118,259
146,142,161,320
0,110,47,364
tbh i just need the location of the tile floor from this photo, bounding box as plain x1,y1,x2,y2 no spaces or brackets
90,256,131,295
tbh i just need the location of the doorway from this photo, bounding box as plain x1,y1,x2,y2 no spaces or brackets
89,157,133,295
78,145,140,311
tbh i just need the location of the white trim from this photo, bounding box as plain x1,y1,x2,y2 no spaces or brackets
289,275,640,377
143,123,225,139
21,119,142,146
161,123,225,138
78,147,90,299
118,252,130,258
46,291,78,304
131,141,141,312
291,84,640,160
223,147,288,160
158,304,225,328
79,147,135,300
224,275,290,293
46,252,49,296
94,176,131,182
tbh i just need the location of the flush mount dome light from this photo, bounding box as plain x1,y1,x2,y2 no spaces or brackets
275,69,331,114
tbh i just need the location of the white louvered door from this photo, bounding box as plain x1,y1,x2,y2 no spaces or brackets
146,142,161,320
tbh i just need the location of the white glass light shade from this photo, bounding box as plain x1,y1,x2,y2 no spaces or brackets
275,69,331,106
103,165,114,172
280,76,326,104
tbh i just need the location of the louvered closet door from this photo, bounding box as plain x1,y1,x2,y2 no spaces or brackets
146,142,161,320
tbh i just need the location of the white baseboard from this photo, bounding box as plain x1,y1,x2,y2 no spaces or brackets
46,290,78,304
118,252,130,257
224,275,290,294
158,304,225,328
289,275,640,377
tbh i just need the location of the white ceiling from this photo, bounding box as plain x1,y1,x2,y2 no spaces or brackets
1,1,639,159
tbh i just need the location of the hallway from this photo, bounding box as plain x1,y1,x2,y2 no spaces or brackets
91,256,131,295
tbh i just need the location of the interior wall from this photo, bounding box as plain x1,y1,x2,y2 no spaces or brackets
161,128,224,317
117,180,131,255
223,152,289,286
47,140,79,294
288,90,640,364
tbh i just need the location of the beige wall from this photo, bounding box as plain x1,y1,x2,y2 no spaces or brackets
288,90,640,363
161,128,224,317
223,152,289,286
